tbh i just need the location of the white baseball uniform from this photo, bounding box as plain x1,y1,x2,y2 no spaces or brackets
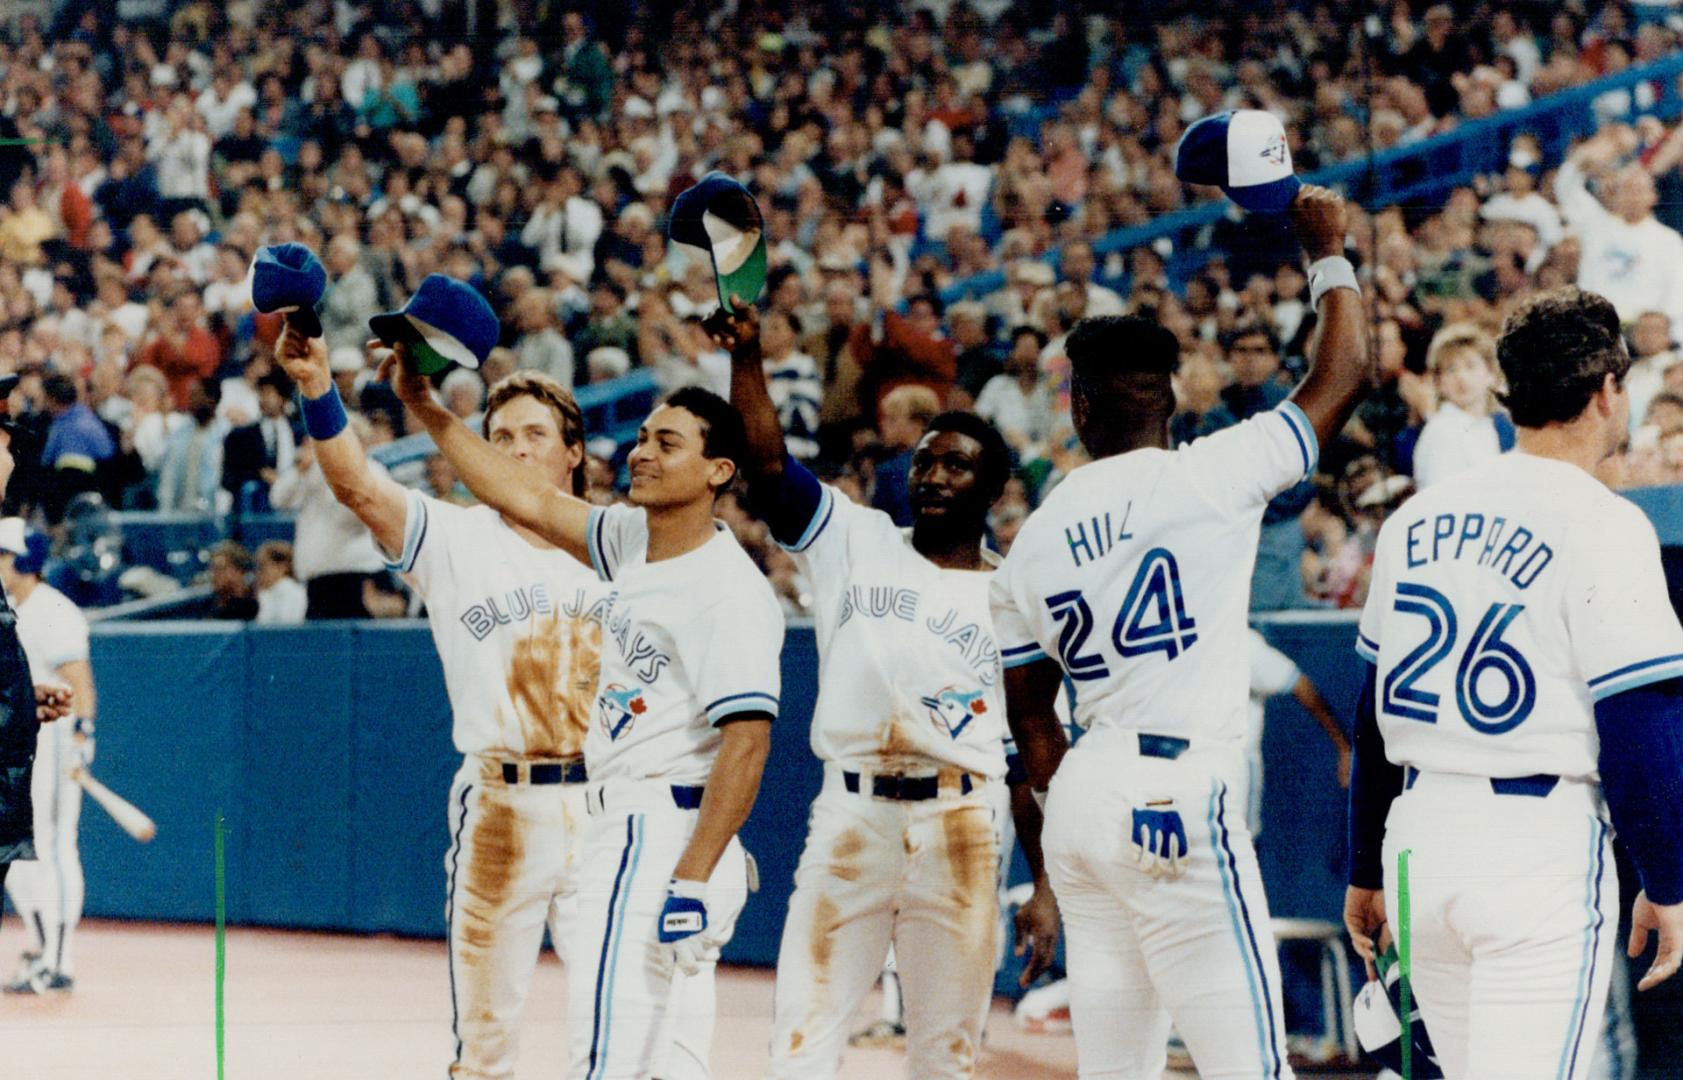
1243,629,1302,838
4,582,90,980
1356,452,1683,1079
764,483,1006,1080
573,503,782,1080
387,490,607,1080
992,402,1319,1079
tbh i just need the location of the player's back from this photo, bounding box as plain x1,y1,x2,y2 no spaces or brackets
992,404,1317,741
1358,451,1683,781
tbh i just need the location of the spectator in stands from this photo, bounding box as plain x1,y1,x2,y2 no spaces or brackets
975,326,1055,454
1557,125,1683,326
40,373,115,523
155,378,224,514
855,274,957,410
573,279,637,366
511,288,574,387
223,372,296,513
0,179,54,266
1170,349,1227,448
137,288,222,410
759,309,823,462
253,540,307,626
1413,323,1512,489
1626,310,1681,435
207,540,257,621
319,234,377,353
269,433,392,620
1059,241,1126,318
870,383,940,527
424,453,472,507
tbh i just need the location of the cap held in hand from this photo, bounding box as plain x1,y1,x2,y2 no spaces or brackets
368,274,500,377
669,171,768,313
1174,109,1302,214
249,243,327,338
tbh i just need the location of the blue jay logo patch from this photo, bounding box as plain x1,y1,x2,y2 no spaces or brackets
1259,133,1287,167
921,687,987,739
597,683,648,740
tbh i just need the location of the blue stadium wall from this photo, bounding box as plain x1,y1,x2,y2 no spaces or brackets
61,617,1357,984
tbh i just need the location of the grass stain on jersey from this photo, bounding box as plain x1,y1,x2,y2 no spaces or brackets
880,708,923,765
506,614,601,758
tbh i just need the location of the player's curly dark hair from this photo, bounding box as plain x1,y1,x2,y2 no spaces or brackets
663,386,748,491
1497,287,1629,428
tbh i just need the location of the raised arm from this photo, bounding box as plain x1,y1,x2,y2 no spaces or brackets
273,322,409,556
709,299,786,483
383,342,595,563
1284,185,1369,450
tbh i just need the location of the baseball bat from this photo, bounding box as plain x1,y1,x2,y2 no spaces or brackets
69,765,157,843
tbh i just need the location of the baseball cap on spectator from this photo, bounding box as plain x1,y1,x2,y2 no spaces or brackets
0,517,49,575
1174,109,1302,214
369,274,500,376
329,347,366,374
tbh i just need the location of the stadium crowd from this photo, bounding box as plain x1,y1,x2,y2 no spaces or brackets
0,0,1679,617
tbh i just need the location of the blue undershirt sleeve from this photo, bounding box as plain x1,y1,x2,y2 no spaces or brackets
1347,661,1404,890
748,453,827,549
1596,677,1683,905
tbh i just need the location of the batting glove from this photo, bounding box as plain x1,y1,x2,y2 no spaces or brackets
659,878,709,977
1131,803,1188,879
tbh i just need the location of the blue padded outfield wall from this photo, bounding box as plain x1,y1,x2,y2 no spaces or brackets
70,617,1358,975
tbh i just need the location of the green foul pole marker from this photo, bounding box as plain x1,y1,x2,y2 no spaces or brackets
1398,847,1413,1080
215,811,226,1080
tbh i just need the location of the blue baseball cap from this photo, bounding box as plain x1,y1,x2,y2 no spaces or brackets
368,274,499,376
1174,110,1302,214
669,172,767,313
248,243,327,338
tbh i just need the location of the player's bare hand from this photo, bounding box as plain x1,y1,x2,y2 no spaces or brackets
1013,884,1061,987
1289,185,1348,262
33,684,71,723
1344,885,1387,980
370,339,438,417
703,296,759,359
1629,891,1683,990
275,319,332,399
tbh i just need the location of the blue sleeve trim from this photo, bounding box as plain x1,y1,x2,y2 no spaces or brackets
586,506,612,582
776,478,834,554
384,493,429,572
1596,678,1683,904
706,691,779,725
1279,401,1318,480
1355,632,1380,664
1002,644,1050,669
1588,654,1683,700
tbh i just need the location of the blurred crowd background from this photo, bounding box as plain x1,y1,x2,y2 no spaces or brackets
2,0,1683,620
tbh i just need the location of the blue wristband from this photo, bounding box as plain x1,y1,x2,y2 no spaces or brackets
299,385,349,441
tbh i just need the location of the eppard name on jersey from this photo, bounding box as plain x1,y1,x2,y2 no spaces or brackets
458,583,609,641
1403,511,1554,590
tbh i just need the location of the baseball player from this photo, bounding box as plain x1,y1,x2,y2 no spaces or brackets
275,326,606,1080
1344,285,1683,1078
1241,628,1351,839
705,301,1059,1079
1,519,94,995
989,186,1366,1078
395,351,781,1080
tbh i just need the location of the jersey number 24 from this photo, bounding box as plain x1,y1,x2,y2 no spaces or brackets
1382,582,1535,733
1044,547,1198,681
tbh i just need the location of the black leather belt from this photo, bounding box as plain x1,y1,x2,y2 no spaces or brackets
1138,734,1191,760
1404,766,1559,797
502,760,589,785
843,770,975,800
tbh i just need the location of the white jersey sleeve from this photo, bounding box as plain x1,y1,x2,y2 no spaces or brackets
679,591,785,725
26,588,89,672
384,488,458,589
1568,502,1683,700
989,565,1048,670
1178,403,1318,514
585,503,650,582
1249,630,1300,698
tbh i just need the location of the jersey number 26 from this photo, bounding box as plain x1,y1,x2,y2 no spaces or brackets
1382,582,1535,734
1044,547,1198,681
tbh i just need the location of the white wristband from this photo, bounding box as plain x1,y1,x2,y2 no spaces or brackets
1307,256,1360,311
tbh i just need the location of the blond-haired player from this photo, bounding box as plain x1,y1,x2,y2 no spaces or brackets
276,326,606,1080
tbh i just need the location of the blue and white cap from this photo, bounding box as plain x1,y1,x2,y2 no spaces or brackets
1174,109,1301,214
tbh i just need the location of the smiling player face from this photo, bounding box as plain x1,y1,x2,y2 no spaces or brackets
626,404,734,509
909,429,990,534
